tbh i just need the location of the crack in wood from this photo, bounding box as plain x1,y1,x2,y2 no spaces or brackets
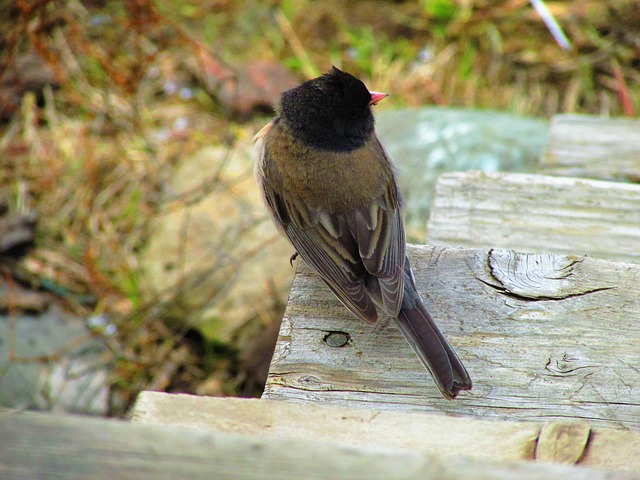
482,249,615,301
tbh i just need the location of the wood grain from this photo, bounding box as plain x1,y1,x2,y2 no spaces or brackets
540,114,640,182
263,246,640,430
425,171,640,264
132,392,640,472
5,411,634,480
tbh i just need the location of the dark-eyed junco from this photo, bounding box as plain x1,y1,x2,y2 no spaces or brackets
254,67,472,399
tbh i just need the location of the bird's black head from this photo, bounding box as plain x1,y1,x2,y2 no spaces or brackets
279,67,384,152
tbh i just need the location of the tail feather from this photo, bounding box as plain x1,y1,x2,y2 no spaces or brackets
395,274,472,399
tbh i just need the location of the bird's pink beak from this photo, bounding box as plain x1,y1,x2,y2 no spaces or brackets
369,91,388,106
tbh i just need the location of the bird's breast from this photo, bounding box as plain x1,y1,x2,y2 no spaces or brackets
267,129,395,214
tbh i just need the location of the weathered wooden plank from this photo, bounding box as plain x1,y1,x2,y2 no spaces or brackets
133,392,539,462
263,246,640,430
3,411,633,480
540,114,640,182
132,392,640,472
426,171,640,264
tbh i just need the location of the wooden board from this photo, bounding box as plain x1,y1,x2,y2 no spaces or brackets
132,392,640,472
263,246,640,430
425,171,640,264
540,114,640,182
4,411,634,480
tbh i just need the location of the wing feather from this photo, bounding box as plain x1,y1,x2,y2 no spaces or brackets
256,124,405,323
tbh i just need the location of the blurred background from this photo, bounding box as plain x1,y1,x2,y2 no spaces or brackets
0,0,638,417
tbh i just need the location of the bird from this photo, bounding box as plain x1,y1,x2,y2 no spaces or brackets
254,66,472,399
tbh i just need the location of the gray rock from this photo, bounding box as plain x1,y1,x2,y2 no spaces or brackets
376,107,548,239
0,304,110,415
141,143,292,342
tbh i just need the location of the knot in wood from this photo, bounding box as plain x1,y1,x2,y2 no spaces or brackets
324,331,350,348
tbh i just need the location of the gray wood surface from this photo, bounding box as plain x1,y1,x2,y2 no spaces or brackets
540,114,640,182
5,411,634,480
263,246,640,430
425,171,640,263
132,392,640,472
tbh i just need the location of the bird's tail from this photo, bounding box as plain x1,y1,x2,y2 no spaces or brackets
394,271,472,399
